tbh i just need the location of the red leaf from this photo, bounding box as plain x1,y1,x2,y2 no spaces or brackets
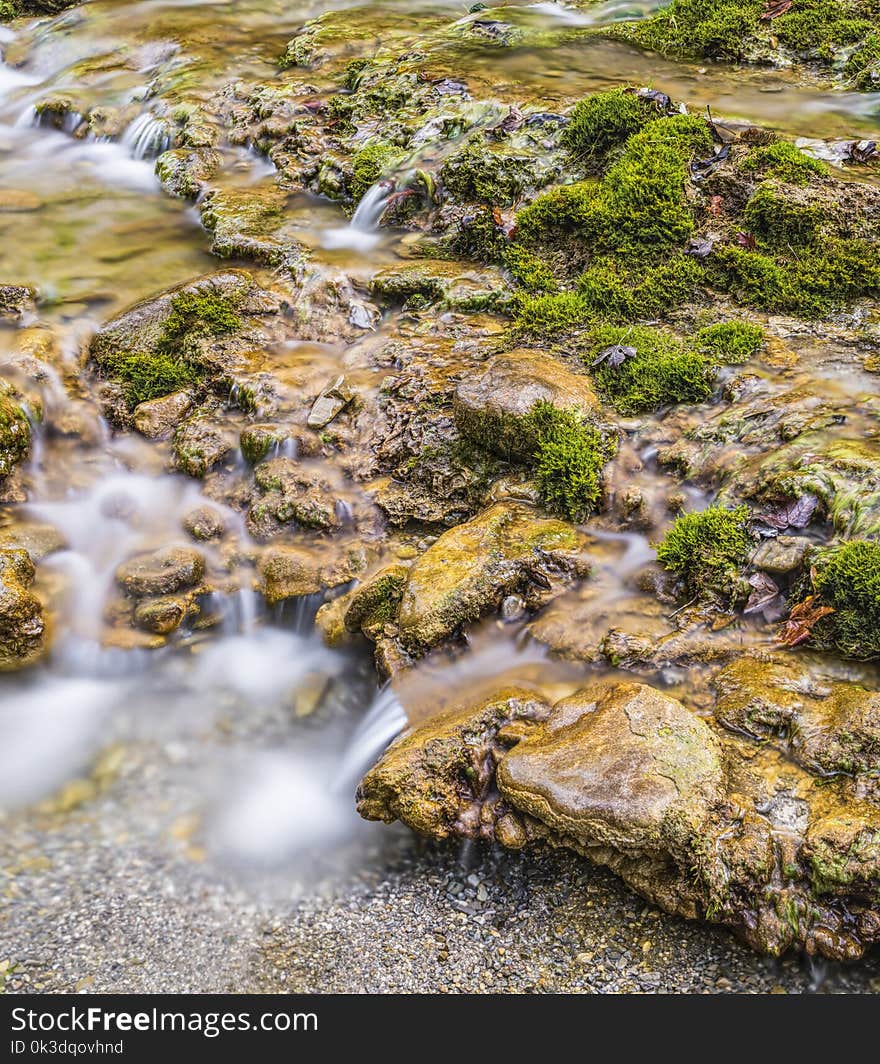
736,231,758,250
708,194,725,217
777,595,834,647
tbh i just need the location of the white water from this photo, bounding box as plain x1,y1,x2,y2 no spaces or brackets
320,179,395,251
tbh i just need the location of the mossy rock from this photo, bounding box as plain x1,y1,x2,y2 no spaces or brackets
246,457,340,539
0,548,45,670
0,380,31,479
396,502,589,652
453,349,600,460
358,687,551,839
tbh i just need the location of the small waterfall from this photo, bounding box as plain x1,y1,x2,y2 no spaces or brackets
334,684,407,791
273,592,325,634
321,178,395,251
122,112,172,160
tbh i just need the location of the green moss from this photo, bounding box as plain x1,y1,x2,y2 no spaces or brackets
350,141,400,202
743,185,824,248
0,381,30,478
100,352,198,409
587,325,714,415
525,400,614,521
694,321,765,364
707,239,879,318
845,29,880,88
0,1,22,19
157,290,242,360
809,540,880,659
623,0,874,66
561,88,657,166
504,245,559,292
512,291,592,337
740,142,826,185
440,138,532,206
655,504,753,602
577,256,701,320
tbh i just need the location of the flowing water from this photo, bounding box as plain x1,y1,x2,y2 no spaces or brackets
2,0,880,991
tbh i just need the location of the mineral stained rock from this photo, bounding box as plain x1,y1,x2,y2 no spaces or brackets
360,677,880,960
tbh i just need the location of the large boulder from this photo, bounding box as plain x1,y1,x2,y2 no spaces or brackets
396,502,590,652
0,549,45,670
454,349,600,459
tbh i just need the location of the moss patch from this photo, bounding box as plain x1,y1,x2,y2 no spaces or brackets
350,142,400,202
525,400,615,521
808,540,880,659
740,142,826,185
694,321,765,364
587,325,714,415
561,88,658,167
656,504,753,602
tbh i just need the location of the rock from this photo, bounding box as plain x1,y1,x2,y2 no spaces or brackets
155,147,222,200
357,688,550,839
134,595,188,635
752,535,811,575
239,423,321,464
307,375,353,428
199,186,307,269
246,457,339,538
116,547,205,597
258,546,323,605
0,522,66,560
498,683,724,857
454,350,599,459
132,391,194,440
0,549,45,670
396,502,589,651
0,380,31,479
90,270,278,377
173,411,236,478
370,259,507,310
343,564,409,636
714,657,880,779
0,284,35,319
257,544,362,606
182,506,226,542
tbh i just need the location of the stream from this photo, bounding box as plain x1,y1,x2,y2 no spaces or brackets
2,0,880,993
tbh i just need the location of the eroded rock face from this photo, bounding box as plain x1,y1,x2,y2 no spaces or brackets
396,502,590,652
247,457,340,538
133,391,194,440
358,688,550,841
0,548,45,670
454,350,599,459
360,677,880,960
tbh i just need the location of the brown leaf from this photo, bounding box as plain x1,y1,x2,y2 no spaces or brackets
744,571,780,614
761,0,792,19
778,595,834,647
736,231,758,251
757,493,818,531
708,194,725,217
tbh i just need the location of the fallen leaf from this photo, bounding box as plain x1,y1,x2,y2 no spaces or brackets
736,231,758,251
690,143,731,179
778,595,834,647
708,194,725,216
847,140,878,165
593,344,637,369
744,571,780,614
685,236,715,258
761,0,792,19
757,493,818,531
